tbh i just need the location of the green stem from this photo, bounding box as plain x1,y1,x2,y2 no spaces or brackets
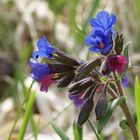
113,72,138,140
17,92,36,140
87,120,101,140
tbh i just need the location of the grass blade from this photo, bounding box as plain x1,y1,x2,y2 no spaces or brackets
17,92,36,140
51,122,70,140
135,76,140,139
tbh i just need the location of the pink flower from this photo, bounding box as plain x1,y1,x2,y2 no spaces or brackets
39,75,54,92
107,55,128,73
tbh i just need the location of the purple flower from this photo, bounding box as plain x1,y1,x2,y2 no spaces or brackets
85,11,116,55
90,11,116,31
107,55,128,73
121,75,128,87
33,36,55,59
69,93,86,108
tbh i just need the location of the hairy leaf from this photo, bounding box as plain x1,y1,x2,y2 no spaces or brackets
123,41,132,71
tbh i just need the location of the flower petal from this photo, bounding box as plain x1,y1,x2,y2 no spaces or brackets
90,18,101,28
108,14,116,27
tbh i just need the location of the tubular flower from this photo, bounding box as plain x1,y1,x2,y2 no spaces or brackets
85,11,116,55
69,93,86,108
107,55,128,73
90,11,116,31
30,59,54,92
85,28,113,54
33,36,55,59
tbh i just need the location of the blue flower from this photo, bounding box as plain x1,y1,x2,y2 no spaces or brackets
85,28,113,54
121,75,128,88
85,11,116,55
90,11,116,31
30,59,50,81
33,36,55,59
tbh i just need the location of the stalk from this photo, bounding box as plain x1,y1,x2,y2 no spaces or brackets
113,72,138,140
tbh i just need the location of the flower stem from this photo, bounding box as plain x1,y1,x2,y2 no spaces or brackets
113,72,138,140
87,120,101,140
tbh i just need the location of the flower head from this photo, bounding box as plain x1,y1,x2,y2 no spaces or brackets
30,59,54,92
33,36,55,59
107,55,128,73
85,11,116,55
85,28,113,54
30,59,50,81
90,11,116,31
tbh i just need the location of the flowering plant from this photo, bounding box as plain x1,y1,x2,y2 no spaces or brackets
30,11,138,140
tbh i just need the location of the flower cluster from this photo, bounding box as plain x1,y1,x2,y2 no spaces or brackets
30,11,129,127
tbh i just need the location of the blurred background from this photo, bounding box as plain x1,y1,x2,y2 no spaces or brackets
0,0,140,140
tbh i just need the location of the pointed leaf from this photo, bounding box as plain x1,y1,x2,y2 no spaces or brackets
51,122,70,140
97,96,126,134
123,41,132,71
73,121,83,140
77,97,94,126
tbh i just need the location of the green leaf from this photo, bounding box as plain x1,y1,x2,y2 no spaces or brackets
119,119,129,130
51,122,70,140
98,96,126,134
123,41,132,70
135,77,140,139
119,112,137,130
73,122,83,140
